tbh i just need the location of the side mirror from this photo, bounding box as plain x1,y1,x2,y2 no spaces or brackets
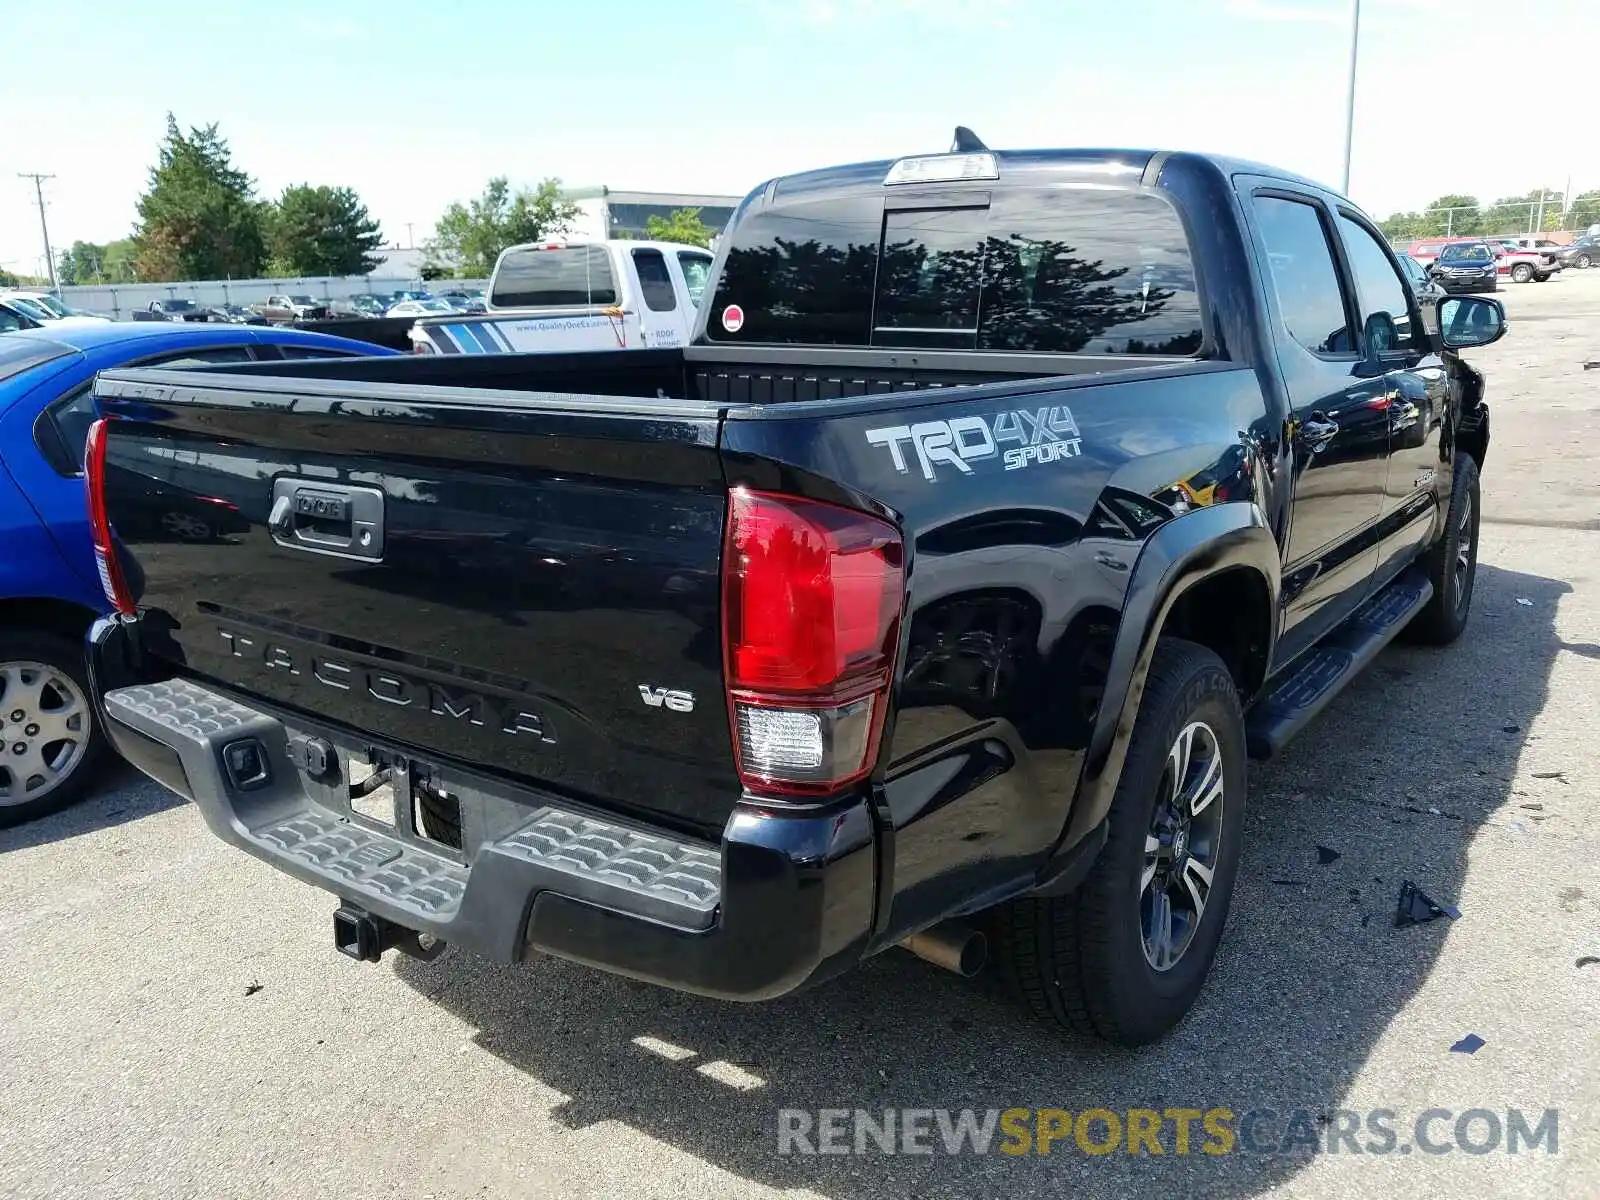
1438,296,1507,349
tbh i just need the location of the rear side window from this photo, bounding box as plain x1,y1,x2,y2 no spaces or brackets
632,249,677,312
491,245,617,308
707,188,1202,354
1251,196,1354,356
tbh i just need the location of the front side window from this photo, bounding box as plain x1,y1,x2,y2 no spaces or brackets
1251,196,1354,356
1337,213,1419,354
631,248,677,312
677,252,713,306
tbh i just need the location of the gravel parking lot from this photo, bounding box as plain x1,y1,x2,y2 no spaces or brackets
3,273,1598,1200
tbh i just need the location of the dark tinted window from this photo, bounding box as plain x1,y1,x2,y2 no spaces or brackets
708,197,878,344
979,189,1202,354
709,188,1202,354
274,346,368,360
1338,214,1419,354
491,245,617,308
1252,196,1353,356
874,206,985,347
631,249,677,312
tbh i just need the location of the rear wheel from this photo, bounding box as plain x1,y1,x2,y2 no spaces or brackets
1576,253,1593,270
1510,263,1534,284
1405,455,1480,646
0,633,110,828
991,639,1246,1045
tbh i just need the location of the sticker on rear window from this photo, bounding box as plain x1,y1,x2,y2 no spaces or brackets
720,304,745,333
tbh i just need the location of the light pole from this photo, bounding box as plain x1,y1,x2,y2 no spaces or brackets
18,172,59,292
1340,0,1362,196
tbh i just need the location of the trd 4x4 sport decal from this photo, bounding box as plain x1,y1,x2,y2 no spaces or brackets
865,406,1083,482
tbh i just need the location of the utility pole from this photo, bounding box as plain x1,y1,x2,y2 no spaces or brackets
17,173,59,292
405,222,415,250
1340,0,1362,195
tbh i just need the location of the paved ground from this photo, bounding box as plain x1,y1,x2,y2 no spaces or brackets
4,272,1599,1200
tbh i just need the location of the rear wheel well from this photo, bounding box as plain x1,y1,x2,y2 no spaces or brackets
1159,568,1273,703
0,597,100,643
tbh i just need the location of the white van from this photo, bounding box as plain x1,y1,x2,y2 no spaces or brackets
408,240,713,355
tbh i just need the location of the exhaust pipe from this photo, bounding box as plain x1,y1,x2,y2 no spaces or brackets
901,922,988,978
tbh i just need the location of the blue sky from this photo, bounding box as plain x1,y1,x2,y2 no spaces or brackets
4,0,1593,275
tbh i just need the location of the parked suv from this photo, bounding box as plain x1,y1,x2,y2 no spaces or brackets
1428,242,1499,292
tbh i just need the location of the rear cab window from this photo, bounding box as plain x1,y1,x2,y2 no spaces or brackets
705,183,1203,355
490,245,618,309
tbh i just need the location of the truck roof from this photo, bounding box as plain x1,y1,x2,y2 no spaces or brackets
749,147,1339,207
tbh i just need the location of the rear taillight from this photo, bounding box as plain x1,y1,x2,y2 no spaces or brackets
85,419,136,617
722,489,904,796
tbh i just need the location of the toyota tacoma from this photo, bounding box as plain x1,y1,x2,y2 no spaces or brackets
84,135,1504,1044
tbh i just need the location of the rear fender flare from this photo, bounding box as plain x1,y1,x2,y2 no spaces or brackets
1055,502,1280,853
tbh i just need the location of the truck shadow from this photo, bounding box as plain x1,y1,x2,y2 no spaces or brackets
392,560,1570,1198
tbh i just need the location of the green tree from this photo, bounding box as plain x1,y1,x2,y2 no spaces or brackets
1566,190,1600,229
425,177,581,277
643,207,714,248
0,268,49,288
56,241,104,285
265,185,384,276
1418,194,1482,236
132,115,266,281
1378,211,1428,241
1480,190,1564,235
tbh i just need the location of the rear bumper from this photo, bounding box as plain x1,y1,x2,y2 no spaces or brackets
88,617,876,1001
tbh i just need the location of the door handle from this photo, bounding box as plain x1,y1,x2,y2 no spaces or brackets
1299,415,1340,454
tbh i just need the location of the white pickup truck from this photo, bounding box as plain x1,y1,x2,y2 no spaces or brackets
408,239,713,355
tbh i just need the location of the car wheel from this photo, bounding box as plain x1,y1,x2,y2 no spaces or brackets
1577,253,1593,270
1511,263,1534,284
991,638,1246,1045
1404,455,1480,646
159,511,214,542
0,633,110,828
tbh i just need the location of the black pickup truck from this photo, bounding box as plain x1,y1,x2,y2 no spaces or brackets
84,139,1506,1045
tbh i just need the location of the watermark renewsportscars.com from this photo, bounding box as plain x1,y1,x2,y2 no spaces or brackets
777,1106,1560,1158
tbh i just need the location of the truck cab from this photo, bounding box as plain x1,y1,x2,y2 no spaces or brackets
408,239,713,355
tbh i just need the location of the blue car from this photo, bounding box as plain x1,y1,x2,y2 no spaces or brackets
0,322,395,826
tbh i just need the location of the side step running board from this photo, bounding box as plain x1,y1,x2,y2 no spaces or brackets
1246,567,1432,760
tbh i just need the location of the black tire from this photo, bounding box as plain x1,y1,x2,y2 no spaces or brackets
1404,455,1480,646
0,631,111,828
991,639,1247,1045
1577,253,1593,270
1511,263,1533,284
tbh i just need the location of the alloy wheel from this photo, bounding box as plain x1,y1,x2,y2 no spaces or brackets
1140,720,1226,972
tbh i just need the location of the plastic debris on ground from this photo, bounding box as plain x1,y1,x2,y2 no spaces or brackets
1450,1034,1486,1055
1516,598,1534,606
1394,880,1460,927
1317,844,1341,865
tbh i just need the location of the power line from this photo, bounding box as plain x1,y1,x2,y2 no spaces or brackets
17,173,59,292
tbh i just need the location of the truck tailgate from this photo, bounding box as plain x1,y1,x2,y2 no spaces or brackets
94,371,738,836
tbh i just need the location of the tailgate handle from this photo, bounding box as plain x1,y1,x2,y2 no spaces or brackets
269,479,385,561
